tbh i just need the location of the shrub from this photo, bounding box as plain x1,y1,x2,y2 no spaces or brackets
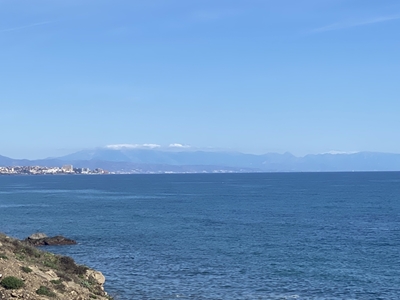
12,239,22,248
80,280,91,288
59,256,75,269
43,260,58,269
59,256,88,275
74,264,88,275
43,253,59,270
15,253,25,261
50,279,65,293
56,271,71,282
36,286,56,297
23,244,41,258
0,276,25,289
54,283,66,293
21,266,33,273
50,279,62,284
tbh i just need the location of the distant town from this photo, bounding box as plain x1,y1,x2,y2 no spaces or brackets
0,165,108,175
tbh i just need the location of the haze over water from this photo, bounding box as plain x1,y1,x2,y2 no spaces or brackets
1,173,400,299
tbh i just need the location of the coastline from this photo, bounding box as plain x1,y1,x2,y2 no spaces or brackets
0,166,107,176
0,233,112,300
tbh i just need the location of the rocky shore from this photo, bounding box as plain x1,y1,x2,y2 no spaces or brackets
0,233,112,300
24,233,77,247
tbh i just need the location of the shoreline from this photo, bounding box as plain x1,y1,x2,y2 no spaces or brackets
0,232,112,299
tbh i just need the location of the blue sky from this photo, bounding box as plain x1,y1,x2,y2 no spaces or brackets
1,0,399,159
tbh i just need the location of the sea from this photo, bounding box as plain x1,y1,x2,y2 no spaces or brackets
0,172,400,299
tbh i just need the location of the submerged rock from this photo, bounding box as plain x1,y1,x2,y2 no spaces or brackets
24,235,77,246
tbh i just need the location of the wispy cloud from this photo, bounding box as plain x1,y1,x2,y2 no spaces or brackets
105,143,193,151
311,15,400,33
321,151,359,155
0,21,52,33
106,144,161,150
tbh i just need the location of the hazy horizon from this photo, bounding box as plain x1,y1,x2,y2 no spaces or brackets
1,143,398,161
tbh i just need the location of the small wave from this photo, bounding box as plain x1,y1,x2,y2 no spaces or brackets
0,204,50,208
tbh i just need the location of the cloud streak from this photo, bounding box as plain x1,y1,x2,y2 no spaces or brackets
105,143,193,151
322,150,360,155
0,21,52,33
311,15,400,33
106,144,161,150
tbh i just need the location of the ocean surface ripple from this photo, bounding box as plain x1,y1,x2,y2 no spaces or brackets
1,173,400,299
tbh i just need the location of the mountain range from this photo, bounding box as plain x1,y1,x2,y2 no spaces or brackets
2,147,400,173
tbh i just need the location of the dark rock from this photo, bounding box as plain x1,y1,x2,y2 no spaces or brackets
24,235,77,246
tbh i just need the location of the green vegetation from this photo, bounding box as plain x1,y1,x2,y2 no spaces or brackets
0,276,25,290
12,239,41,262
79,276,104,295
26,246,42,258
50,279,62,284
80,280,91,288
42,252,59,269
0,233,112,299
50,279,66,293
21,266,33,273
15,253,25,261
59,256,88,275
56,271,72,282
36,286,56,297
43,260,58,269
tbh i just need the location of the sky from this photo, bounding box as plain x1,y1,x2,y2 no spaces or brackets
1,0,399,159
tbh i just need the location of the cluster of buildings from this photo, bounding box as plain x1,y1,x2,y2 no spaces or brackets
0,165,107,175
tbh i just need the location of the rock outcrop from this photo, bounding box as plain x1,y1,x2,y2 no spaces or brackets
28,233,48,240
0,232,111,300
24,233,77,246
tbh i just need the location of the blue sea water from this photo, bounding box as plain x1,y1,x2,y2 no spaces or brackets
1,173,400,299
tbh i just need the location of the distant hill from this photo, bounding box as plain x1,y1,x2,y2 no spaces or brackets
2,148,400,173
58,148,400,172
0,155,13,165
0,155,31,167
